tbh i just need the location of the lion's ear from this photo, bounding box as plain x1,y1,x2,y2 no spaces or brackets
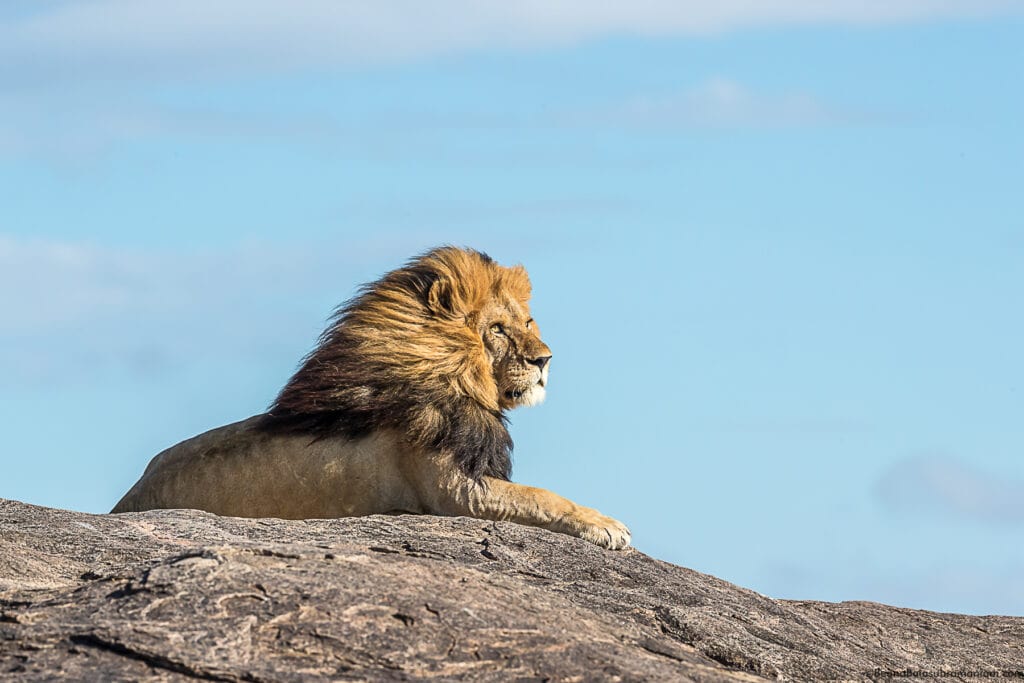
427,275,455,317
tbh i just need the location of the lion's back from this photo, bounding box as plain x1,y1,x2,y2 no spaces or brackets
111,416,268,514
111,416,416,519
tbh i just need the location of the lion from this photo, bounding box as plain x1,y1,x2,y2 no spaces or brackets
112,247,630,549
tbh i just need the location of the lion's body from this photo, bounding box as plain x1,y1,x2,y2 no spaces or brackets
114,418,421,519
113,247,630,549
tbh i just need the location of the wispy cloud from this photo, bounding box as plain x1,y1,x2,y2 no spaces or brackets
875,456,1024,525
0,94,340,158
572,78,869,129
2,1,1022,85
0,76,864,162
0,236,419,384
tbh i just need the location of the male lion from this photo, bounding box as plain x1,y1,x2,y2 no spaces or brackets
113,247,630,549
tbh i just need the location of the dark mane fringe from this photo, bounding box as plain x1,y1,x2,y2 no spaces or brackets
256,247,517,481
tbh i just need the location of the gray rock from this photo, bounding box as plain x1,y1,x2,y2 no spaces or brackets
1,498,1022,681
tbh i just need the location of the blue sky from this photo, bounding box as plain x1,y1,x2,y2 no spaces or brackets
2,2,1023,616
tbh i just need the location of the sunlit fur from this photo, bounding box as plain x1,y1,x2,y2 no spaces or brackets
113,247,630,550
260,246,553,480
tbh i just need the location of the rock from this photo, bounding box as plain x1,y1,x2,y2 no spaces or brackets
1,499,1022,681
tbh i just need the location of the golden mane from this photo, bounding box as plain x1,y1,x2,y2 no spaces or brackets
260,246,533,480
114,246,630,549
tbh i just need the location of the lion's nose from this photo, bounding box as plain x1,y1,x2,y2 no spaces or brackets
527,355,551,371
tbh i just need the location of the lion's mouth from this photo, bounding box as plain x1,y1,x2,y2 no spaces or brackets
505,378,545,401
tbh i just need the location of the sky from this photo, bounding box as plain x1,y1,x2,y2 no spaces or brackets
2,1,1023,616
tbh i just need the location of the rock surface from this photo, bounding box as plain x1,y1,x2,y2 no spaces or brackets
1,499,1022,681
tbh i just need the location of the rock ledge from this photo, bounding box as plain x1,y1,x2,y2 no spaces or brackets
1,498,1022,681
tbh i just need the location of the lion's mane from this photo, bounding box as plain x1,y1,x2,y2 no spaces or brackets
259,247,533,481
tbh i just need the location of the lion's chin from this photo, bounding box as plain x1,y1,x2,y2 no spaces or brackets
516,383,546,408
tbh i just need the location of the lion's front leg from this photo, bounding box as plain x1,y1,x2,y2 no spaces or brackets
446,477,631,550
402,451,631,549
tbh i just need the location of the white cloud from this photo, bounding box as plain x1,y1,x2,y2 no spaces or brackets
0,93,343,159
575,78,865,129
2,1,1022,84
4,1,1015,156
0,235,420,384
0,237,299,332
0,76,864,161
875,456,1024,525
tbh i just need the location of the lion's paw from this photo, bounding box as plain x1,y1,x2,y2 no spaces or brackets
572,508,631,550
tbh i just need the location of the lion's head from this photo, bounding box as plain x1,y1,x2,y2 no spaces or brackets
471,283,552,412
261,247,551,480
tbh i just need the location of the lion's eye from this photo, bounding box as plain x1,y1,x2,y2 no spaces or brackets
490,323,506,336
525,319,534,330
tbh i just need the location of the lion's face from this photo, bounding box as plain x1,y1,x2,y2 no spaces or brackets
478,301,552,410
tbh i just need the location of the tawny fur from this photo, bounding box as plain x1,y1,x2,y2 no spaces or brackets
112,247,630,549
